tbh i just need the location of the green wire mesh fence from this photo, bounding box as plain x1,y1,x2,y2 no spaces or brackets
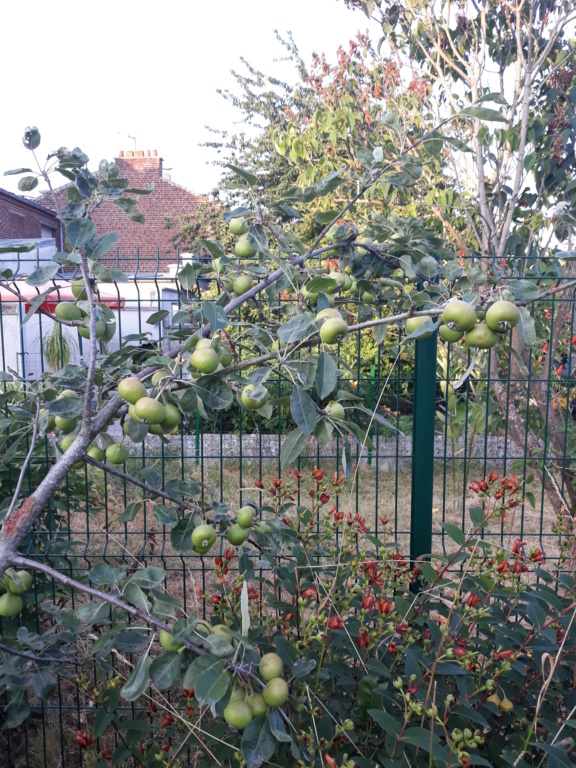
1,246,575,765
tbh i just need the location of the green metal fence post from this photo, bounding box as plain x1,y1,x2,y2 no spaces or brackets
410,330,437,563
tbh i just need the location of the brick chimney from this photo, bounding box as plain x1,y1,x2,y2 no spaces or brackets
116,149,163,178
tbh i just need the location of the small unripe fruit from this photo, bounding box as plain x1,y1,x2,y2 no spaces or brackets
259,652,284,681
439,324,463,343
195,338,213,350
232,275,253,296
237,506,256,529
191,524,217,553
106,444,129,464
486,694,501,707
118,377,147,405
241,384,269,410
60,434,77,452
219,347,233,367
151,370,169,386
134,397,166,425
320,317,348,345
316,308,343,322
87,445,105,462
7,571,32,595
442,299,477,332
500,697,514,713
464,323,498,349
39,409,56,431
262,677,289,707
71,279,87,300
325,401,345,420
405,316,434,339
0,592,23,617
78,319,106,339
227,524,251,546
224,700,253,730
190,348,219,375
485,300,520,333
159,630,183,652
247,693,268,717
55,416,78,433
55,302,82,321
161,404,181,430
235,234,257,258
128,404,144,423
229,217,248,236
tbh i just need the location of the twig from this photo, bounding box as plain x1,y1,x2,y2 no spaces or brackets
0,641,85,666
8,554,207,656
6,394,42,520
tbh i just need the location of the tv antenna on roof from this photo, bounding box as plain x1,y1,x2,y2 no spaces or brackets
118,132,137,152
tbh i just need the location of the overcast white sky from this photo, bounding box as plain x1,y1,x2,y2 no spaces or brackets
0,1,371,198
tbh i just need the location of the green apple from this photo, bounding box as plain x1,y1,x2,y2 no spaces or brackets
224,700,253,730
190,348,219,375
320,317,348,344
78,319,106,339
87,445,105,462
55,302,82,321
442,299,477,332
151,370,169,386
191,524,217,553
218,347,233,367
71,278,87,300
326,401,345,420
159,630,183,652
485,300,520,333
301,285,318,305
259,652,284,681
60,434,77,452
464,323,498,349
118,377,147,404
227,524,251,546
106,444,129,464
438,325,463,343
237,506,256,529
55,415,78,433
262,678,289,707
316,308,343,322
134,397,166,425
195,338,213,350
161,404,181,430
241,384,269,410
229,217,248,236
247,693,268,717
233,275,253,296
128,404,144,423
7,571,32,595
39,409,56,431
235,234,257,258
0,592,23,617
405,316,434,339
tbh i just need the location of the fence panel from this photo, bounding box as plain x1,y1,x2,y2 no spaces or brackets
1,249,575,766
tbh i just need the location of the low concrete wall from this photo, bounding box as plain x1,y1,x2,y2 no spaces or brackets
113,429,527,470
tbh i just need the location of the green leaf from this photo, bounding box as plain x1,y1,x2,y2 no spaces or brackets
439,521,466,546
506,280,540,300
460,106,506,122
121,652,151,701
23,126,41,150
306,277,338,293
48,397,84,418
280,169,344,204
129,566,166,589
22,288,54,324
517,307,536,347
146,310,169,325
152,504,178,527
177,263,197,290
278,313,315,344
124,418,149,444
419,255,438,279
184,655,230,706
85,232,119,260
18,175,38,192
369,708,401,736
469,506,484,527
123,583,152,613
114,198,145,223
290,386,317,437
241,717,276,768
316,352,337,398
149,652,183,690
267,708,291,742
280,428,307,469
203,301,229,332
4,167,33,176
170,515,196,553
66,218,96,248
373,324,388,345
195,376,233,410
25,263,60,286
116,501,143,523
225,164,258,187
32,669,57,699
77,600,110,625
89,563,125,586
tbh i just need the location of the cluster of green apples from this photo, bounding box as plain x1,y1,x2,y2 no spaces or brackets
209,216,256,297
405,298,521,349
54,279,107,339
188,336,233,376
301,269,373,307
224,652,288,730
0,569,32,618
42,390,106,468
190,504,258,555
119,376,181,434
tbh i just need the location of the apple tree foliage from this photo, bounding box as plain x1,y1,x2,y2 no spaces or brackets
0,91,575,768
